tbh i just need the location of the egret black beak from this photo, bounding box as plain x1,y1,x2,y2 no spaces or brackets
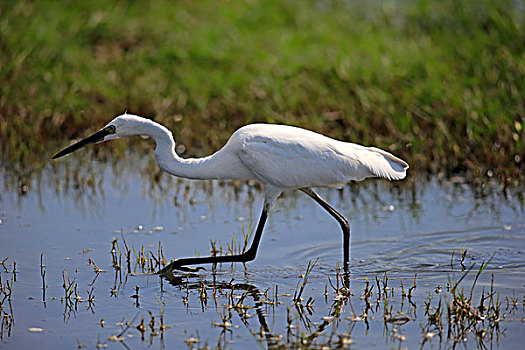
52,128,110,159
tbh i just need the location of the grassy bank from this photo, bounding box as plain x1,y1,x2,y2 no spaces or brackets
1,0,524,180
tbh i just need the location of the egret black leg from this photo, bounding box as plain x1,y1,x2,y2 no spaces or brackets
300,188,350,271
158,204,269,275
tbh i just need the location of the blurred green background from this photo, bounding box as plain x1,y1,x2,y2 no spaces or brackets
1,0,524,180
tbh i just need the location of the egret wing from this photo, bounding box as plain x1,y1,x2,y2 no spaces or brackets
237,134,369,188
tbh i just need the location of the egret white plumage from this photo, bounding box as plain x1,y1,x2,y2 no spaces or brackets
53,113,409,273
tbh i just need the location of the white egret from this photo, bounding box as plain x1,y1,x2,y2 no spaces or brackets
53,113,409,273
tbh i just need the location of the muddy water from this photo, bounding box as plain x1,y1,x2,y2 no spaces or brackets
0,159,524,349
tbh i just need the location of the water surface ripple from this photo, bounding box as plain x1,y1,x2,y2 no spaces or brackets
0,161,523,348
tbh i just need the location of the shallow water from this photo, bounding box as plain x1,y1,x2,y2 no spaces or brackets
0,159,524,349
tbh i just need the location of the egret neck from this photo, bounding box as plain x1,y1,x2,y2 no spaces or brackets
142,119,253,181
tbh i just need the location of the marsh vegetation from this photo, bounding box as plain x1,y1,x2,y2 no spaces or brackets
1,0,524,180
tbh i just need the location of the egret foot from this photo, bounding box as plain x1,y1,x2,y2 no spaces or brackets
157,260,206,275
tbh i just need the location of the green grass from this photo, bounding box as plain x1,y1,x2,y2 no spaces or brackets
1,0,524,180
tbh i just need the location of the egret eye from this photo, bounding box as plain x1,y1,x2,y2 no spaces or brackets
105,125,116,134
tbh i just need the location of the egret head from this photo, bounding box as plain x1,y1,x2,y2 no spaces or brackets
52,114,140,159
